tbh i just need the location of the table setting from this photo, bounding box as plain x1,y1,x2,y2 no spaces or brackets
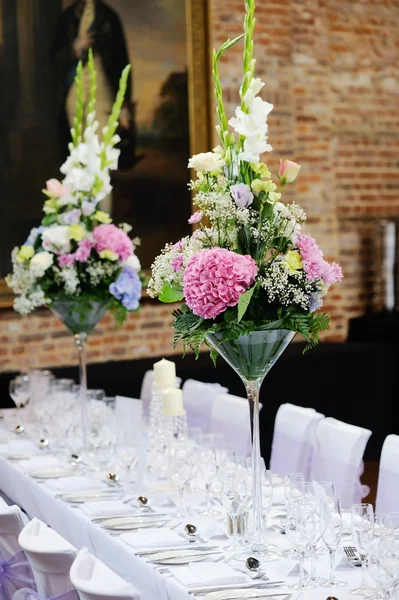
2,385,397,600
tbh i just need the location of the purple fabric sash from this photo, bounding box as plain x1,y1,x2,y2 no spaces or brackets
0,551,37,599
375,466,399,514
310,450,370,508
269,429,314,479
12,587,79,600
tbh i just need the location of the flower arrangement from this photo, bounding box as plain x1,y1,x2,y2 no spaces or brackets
148,0,343,356
7,50,143,324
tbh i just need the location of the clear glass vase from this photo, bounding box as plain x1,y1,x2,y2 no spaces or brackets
206,325,295,556
51,297,108,453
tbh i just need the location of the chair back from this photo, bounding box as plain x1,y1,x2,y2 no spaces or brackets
269,403,324,479
310,417,372,508
375,433,399,513
209,393,255,456
69,547,139,600
182,379,228,433
0,503,28,558
18,518,77,599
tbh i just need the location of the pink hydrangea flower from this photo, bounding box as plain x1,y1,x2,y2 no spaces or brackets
297,233,343,285
93,224,133,261
171,254,183,272
75,238,93,263
183,248,258,320
59,253,75,267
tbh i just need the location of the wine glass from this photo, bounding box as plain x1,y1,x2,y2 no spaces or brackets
282,472,305,558
320,497,347,587
198,446,220,516
9,374,30,432
220,469,250,551
285,497,317,590
350,502,374,595
169,442,197,517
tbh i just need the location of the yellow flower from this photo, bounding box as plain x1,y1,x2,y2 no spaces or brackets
43,198,58,215
94,210,112,224
285,250,303,272
16,245,35,263
250,162,271,179
251,179,277,196
268,191,281,203
68,224,86,242
99,249,118,261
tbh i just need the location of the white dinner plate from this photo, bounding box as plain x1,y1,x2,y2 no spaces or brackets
30,467,83,479
100,517,170,530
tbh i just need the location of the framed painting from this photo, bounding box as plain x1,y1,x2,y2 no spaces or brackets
0,0,211,307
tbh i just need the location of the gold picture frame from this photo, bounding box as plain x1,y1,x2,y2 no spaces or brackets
0,0,212,308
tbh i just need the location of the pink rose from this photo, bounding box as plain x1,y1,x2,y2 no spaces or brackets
278,160,301,184
46,179,68,198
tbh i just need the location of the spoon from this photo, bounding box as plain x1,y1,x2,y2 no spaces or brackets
107,473,122,487
39,438,49,449
14,424,24,434
245,556,269,580
185,523,198,542
137,496,149,507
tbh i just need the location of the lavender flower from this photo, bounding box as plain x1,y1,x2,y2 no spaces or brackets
82,199,97,216
24,226,44,247
109,267,142,310
230,183,254,208
63,208,82,225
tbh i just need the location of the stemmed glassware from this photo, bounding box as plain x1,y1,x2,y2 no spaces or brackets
169,442,197,517
350,502,374,595
198,446,220,516
282,472,305,558
320,497,347,587
220,468,250,551
9,374,30,432
285,497,317,590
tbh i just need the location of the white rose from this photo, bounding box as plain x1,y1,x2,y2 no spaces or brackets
29,251,53,275
64,167,95,193
123,254,141,272
42,226,71,253
188,152,225,173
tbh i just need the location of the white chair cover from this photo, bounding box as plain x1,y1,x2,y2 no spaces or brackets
269,403,325,479
209,393,255,456
69,547,139,600
309,417,372,508
375,434,399,514
0,503,29,559
18,518,77,599
182,379,228,432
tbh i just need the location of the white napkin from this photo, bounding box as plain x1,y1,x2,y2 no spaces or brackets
121,527,186,549
45,476,107,493
272,486,285,505
0,439,39,455
19,455,61,473
169,562,247,588
80,500,135,518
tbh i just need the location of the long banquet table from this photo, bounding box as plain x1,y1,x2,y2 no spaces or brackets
0,414,365,600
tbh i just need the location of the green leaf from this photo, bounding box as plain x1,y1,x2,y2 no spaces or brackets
159,282,184,303
215,33,245,61
237,285,255,322
42,214,56,226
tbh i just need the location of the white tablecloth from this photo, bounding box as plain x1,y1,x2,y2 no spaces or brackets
0,423,364,600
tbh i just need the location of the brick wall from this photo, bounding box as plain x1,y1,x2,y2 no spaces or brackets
1,0,398,373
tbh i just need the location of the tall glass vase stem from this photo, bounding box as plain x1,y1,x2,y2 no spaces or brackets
74,332,89,452
245,378,264,550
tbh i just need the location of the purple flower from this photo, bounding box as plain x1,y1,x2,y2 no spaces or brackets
188,211,203,224
82,200,97,216
63,209,82,225
230,183,254,208
25,226,44,247
171,254,183,272
109,267,142,311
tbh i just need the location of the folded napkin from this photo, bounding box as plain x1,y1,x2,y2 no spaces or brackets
169,562,247,588
272,486,285,505
19,455,61,473
121,527,186,549
45,476,107,493
0,439,39,456
80,500,135,518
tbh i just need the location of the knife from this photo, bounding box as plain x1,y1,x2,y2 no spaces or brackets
189,581,285,595
202,592,290,600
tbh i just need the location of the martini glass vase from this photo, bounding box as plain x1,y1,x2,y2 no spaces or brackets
51,296,108,453
206,325,295,557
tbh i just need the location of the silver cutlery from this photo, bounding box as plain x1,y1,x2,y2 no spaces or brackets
39,438,50,449
107,472,122,486
244,557,269,580
200,592,290,600
136,544,218,556
190,580,285,595
14,424,25,434
343,545,361,566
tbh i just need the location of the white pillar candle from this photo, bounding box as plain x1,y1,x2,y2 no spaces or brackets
153,358,176,389
162,387,184,416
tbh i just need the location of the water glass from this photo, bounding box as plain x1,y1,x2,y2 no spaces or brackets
9,374,30,430
350,502,374,595
286,498,317,589
221,469,250,551
320,498,347,587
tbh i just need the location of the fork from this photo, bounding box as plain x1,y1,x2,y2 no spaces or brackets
344,545,361,565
